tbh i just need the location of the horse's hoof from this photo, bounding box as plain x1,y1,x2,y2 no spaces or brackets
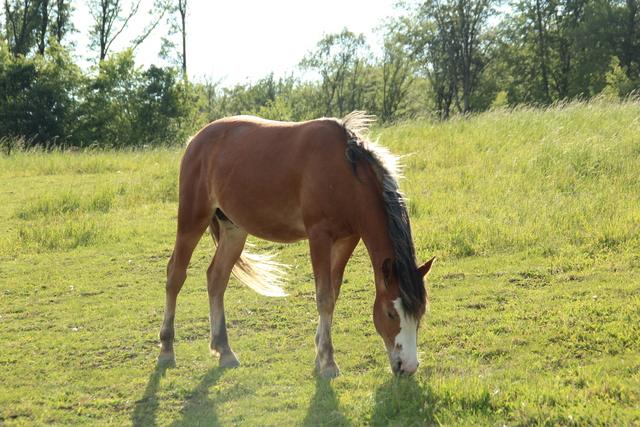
315,356,340,379
318,365,341,379
319,369,340,379
220,359,240,369
157,350,176,366
219,353,241,368
157,356,176,366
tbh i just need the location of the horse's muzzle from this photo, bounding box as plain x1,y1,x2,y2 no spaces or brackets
388,349,419,375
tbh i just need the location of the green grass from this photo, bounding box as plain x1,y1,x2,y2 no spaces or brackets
1,98,639,425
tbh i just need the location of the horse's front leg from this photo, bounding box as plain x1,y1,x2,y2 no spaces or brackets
207,219,248,368
309,231,340,379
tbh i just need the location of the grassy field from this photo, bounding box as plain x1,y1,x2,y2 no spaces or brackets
1,97,639,426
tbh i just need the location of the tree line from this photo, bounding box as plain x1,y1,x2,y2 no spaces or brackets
1,0,639,149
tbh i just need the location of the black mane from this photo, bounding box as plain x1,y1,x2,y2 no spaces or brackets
337,112,427,320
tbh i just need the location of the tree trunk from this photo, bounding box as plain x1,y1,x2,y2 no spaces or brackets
535,0,550,101
38,0,49,54
179,0,187,75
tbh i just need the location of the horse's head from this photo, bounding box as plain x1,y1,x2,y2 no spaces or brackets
373,256,435,375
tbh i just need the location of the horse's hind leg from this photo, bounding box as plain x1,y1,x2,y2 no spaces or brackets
207,216,248,368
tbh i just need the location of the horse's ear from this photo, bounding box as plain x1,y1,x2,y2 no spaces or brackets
419,256,436,278
381,258,393,279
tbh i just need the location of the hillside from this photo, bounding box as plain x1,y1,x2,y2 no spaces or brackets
0,98,638,425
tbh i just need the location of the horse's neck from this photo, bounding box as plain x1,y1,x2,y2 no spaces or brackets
345,162,396,284
357,205,395,284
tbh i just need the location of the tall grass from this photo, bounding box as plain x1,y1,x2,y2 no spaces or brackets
379,97,640,263
4,97,638,260
3,148,180,253
17,219,115,251
0,146,183,178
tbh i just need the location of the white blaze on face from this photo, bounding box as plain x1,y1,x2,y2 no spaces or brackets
392,297,419,373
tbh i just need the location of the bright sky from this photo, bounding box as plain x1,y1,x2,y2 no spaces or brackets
72,0,403,87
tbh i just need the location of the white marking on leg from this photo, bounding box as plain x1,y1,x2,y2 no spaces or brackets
393,297,419,373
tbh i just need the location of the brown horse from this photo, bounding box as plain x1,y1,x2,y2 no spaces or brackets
158,111,434,378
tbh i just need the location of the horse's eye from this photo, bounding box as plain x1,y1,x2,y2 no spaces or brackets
386,311,395,320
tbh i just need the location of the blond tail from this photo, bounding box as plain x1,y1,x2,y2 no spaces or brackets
232,249,288,297
209,223,287,297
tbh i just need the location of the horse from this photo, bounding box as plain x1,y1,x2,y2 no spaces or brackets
158,111,435,378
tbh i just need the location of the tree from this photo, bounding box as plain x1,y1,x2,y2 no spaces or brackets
3,0,75,57
499,0,559,102
88,0,141,62
3,0,41,56
528,0,576,99
377,17,418,122
159,0,187,75
501,0,618,103
422,0,499,114
402,5,455,117
76,48,140,145
401,0,499,117
0,39,81,146
36,0,48,54
299,28,372,117
76,48,196,147
131,0,171,52
195,74,224,124
50,0,74,44
135,64,195,145
620,0,640,75
176,0,186,74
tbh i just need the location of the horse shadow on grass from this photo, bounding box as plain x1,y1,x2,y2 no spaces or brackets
131,363,225,427
369,376,435,427
131,363,170,427
302,376,350,426
132,365,436,426
166,367,225,427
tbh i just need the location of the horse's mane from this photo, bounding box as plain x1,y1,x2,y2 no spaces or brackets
336,111,427,320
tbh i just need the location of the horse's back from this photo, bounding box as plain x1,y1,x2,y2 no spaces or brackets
181,116,360,242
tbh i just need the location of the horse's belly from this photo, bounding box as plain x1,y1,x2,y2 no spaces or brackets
241,219,308,244
220,202,308,244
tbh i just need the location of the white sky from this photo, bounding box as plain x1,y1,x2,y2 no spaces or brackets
72,0,403,87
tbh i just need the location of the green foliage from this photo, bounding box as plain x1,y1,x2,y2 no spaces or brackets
222,73,297,119
2,0,75,55
194,74,320,123
497,0,640,104
410,0,500,115
135,65,195,145
490,90,509,108
0,41,196,149
76,49,141,147
299,28,374,117
1,101,639,425
0,40,81,147
602,56,635,97
4,0,640,146
3,0,41,56
75,49,196,148
377,16,419,122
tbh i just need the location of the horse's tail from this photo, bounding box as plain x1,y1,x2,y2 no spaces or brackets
209,220,288,297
